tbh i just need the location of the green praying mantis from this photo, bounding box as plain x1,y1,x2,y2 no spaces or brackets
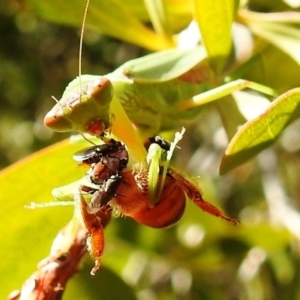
44,45,275,162
43,0,276,162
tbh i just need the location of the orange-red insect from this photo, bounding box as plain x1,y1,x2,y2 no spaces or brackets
111,167,238,228
73,135,238,275
77,162,238,274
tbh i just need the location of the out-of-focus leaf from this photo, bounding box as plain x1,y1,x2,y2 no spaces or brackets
240,10,300,65
143,0,172,41
215,95,247,140
233,91,272,121
220,88,300,174
27,0,174,50
128,0,192,32
239,224,293,254
0,137,91,297
239,10,300,25
192,0,236,73
249,23,300,65
65,265,137,300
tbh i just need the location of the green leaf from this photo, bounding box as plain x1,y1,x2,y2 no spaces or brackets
143,0,172,41
192,0,236,73
0,137,92,297
220,88,300,174
215,95,247,140
240,10,300,65
239,10,300,24
28,0,174,50
249,23,300,66
65,265,137,300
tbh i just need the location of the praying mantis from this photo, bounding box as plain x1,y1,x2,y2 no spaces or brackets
42,2,276,164
44,46,275,161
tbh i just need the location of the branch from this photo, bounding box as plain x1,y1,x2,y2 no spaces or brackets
9,211,111,300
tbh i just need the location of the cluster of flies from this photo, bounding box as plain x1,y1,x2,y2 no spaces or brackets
41,0,239,276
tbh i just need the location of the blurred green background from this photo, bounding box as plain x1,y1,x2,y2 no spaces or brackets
2,0,300,299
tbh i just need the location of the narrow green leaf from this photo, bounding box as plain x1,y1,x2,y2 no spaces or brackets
215,95,247,140
239,10,300,24
143,0,172,41
248,22,300,65
239,10,300,65
192,0,236,73
220,88,300,174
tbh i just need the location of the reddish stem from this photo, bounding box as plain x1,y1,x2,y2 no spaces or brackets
9,212,110,300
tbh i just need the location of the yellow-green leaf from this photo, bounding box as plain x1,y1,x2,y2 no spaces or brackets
65,265,137,300
240,10,300,65
220,88,300,174
0,137,91,297
192,0,236,73
28,0,174,50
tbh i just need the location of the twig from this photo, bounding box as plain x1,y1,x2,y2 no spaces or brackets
9,212,110,300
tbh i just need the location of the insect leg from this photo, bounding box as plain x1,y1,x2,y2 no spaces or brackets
75,189,105,275
169,169,239,225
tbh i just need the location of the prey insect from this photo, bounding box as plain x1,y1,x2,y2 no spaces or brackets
109,167,238,228
76,139,128,210
73,138,128,184
69,133,238,275
73,138,129,274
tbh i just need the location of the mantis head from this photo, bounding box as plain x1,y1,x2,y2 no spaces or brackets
44,75,114,136
43,0,115,138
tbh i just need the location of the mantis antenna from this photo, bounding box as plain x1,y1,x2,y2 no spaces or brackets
49,1,90,109
78,0,96,145
79,0,90,96
50,0,92,127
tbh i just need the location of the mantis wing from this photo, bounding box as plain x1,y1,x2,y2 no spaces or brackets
112,46,207,82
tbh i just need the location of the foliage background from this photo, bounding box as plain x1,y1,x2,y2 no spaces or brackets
1,0,300,299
